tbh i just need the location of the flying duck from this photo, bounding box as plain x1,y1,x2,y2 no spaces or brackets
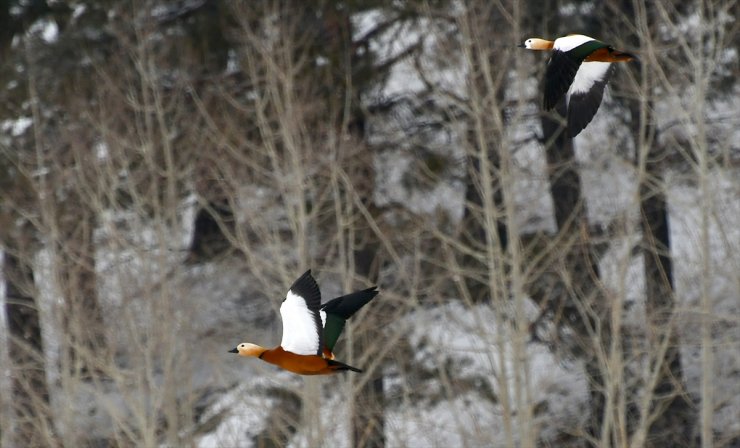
519,34,637,137
229,270,378,375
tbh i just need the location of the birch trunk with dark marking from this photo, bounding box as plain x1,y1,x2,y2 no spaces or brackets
4,245,56,447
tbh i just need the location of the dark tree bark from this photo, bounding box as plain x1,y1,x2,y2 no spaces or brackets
630,94,696,446
187,202,235,263
318,5,386,446
639,182,695,446
351,234,384,448
540,103,610,442
4,247,55,446
611,0,697,439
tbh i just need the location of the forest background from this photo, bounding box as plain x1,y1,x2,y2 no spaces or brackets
0,1,737,447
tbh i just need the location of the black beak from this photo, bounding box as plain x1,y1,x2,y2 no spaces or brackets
517,43,525,48
228,347,238,353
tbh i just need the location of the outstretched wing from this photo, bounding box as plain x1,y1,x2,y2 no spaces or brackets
320,286,379,353
566,62,614,137
544,49,582,110
280,270,323,356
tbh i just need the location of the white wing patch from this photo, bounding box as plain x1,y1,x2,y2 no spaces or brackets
320,310,327,327
553,34,594,52
567,61,611,100
280,290,321,355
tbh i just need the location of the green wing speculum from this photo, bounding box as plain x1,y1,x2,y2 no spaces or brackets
568,39,608,60
323,314,347,353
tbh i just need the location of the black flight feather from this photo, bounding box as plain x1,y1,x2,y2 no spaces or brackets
327,359,363,373
320,287,379,319
544,50,582,110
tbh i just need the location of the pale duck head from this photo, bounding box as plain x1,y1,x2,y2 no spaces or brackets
229,342,265,357
519,38,553,50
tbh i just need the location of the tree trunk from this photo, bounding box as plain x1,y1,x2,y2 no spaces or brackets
632,96,696,445
640,184,695,446
58,207,107,380
4,248,56,446
351,233,384,448
317,5,386,445
621,0,697,437
541,104,610,442
459,3,508,303
187,202,235,263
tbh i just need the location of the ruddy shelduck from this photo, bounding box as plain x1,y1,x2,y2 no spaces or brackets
229,270,378,375
519,34,637,137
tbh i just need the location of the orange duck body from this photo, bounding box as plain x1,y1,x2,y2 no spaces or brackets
229,270,378,376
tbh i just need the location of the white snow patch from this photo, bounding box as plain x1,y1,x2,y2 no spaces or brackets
1,116,33,136
72,4,87,21
387,394,500,448
373,149,465,221
401,301,589,444
225,49,240,75
27,19,59,43
95,141,109,160
197,381,275,448
286,390,352,448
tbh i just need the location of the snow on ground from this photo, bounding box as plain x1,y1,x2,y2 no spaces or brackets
400,301,589,446
197,375,299,448
386,393,501,448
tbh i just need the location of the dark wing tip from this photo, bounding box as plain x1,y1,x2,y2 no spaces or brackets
320,286,379,319
567,92,604,137
567,93,601,137
287,270,324,355
288,270,322,311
